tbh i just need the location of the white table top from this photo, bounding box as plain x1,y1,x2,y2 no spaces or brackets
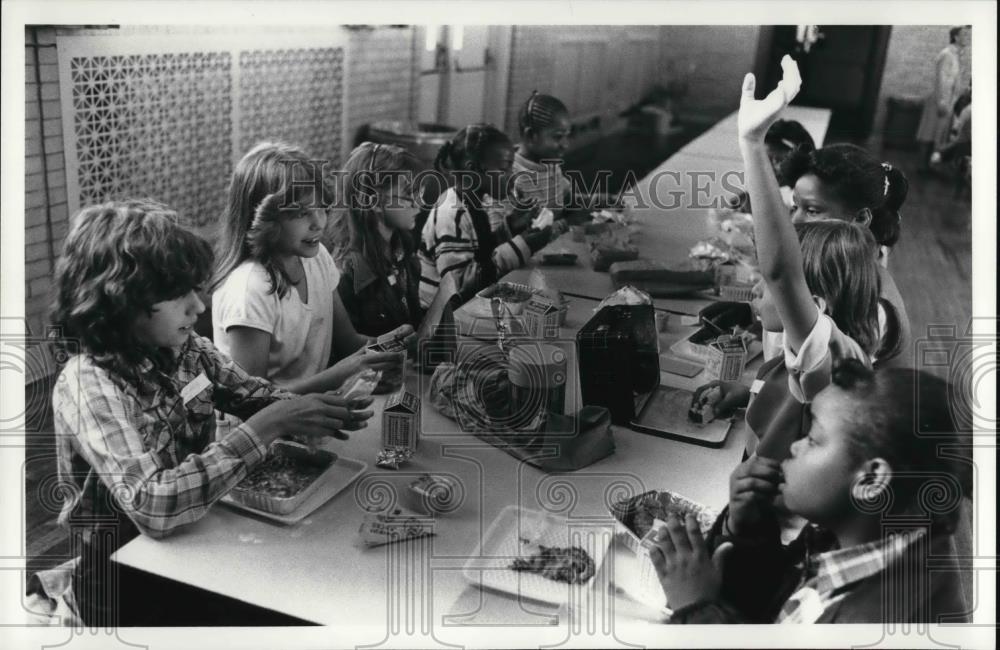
113,294,753,631
110,107,807,633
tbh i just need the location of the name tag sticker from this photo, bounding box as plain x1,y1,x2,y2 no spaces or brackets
750,379,765,395
181,372,212,405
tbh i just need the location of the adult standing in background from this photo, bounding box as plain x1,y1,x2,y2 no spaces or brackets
916,25,969,171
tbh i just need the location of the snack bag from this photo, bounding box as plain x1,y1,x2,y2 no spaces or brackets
357,505,435,548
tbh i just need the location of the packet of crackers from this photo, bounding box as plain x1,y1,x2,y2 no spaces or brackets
356,504,435,548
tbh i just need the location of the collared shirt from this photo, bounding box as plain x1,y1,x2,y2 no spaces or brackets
777,528,925,623
52,335,293,542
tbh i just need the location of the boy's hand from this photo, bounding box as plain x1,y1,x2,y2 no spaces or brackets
648,513,734,611
249,394,375,445
738,55,802,144
692,381,751,419
727,455,783,535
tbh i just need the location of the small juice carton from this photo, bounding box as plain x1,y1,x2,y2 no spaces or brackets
704,334,749,382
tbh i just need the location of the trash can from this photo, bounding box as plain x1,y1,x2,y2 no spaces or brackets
883,96,925,150
367,121,458,170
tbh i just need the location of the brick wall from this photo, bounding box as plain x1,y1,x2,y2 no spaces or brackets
24,26,68,338
345,26,420,147
504,25,760,135
872,26,972,141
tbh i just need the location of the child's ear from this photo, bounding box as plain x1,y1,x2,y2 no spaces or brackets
850,457,893,504
855,207,873,227
812,295,829,315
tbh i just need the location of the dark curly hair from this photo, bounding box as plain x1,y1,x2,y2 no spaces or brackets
781,143,909,248
212,142,332,299
50,199,213,384
517,91,569,134
830,359,972,534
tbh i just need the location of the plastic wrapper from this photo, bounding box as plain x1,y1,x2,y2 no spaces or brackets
595,285,652,311
531,207,555,230
340,367,381,400
375,447,414,470
357,505,435,548
406,474,461,514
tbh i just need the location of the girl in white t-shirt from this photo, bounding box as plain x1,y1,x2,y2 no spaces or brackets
211,142,409,394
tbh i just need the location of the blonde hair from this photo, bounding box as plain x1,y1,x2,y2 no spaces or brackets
795,220,881,355
212,142,330,299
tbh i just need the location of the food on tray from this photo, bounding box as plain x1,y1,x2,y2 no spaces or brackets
509,542,596,584
236,448,332,499
688,385,723,424
357,505,435,548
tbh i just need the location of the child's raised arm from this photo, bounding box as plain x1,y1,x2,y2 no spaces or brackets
738,56,817,353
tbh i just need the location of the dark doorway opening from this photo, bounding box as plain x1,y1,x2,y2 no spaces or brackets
754,26,891,141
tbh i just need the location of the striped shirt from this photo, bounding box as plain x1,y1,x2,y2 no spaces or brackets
778,528,925,623
418,187,532,308
52,335,293,542
512,148,573,213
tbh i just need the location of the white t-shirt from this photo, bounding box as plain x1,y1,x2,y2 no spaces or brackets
213,246,340,386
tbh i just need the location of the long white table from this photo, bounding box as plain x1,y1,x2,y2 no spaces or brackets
111,106,829,637
113,294,751,637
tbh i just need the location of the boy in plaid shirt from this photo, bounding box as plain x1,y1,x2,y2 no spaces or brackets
34,200,374,626
646,360,971,624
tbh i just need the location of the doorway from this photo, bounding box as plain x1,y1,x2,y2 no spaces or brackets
418,26,512,129
754,26,891,140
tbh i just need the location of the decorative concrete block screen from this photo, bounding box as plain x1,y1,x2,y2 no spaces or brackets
57,27,348,232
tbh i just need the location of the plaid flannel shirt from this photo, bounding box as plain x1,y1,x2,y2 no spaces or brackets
777,528,926,623
52,335,293,541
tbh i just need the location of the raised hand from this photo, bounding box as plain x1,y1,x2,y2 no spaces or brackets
738,55,802,144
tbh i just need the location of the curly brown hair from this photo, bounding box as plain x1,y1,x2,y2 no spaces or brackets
50,199,213,383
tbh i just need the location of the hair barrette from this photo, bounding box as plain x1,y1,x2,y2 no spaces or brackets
881,162,892,197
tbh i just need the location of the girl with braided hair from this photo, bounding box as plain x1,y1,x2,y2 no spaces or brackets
211,142,407,395
512,92,574,222
418,124,555,307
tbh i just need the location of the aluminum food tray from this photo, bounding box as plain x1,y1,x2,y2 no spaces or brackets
228,441,336,516
609,490,718,611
